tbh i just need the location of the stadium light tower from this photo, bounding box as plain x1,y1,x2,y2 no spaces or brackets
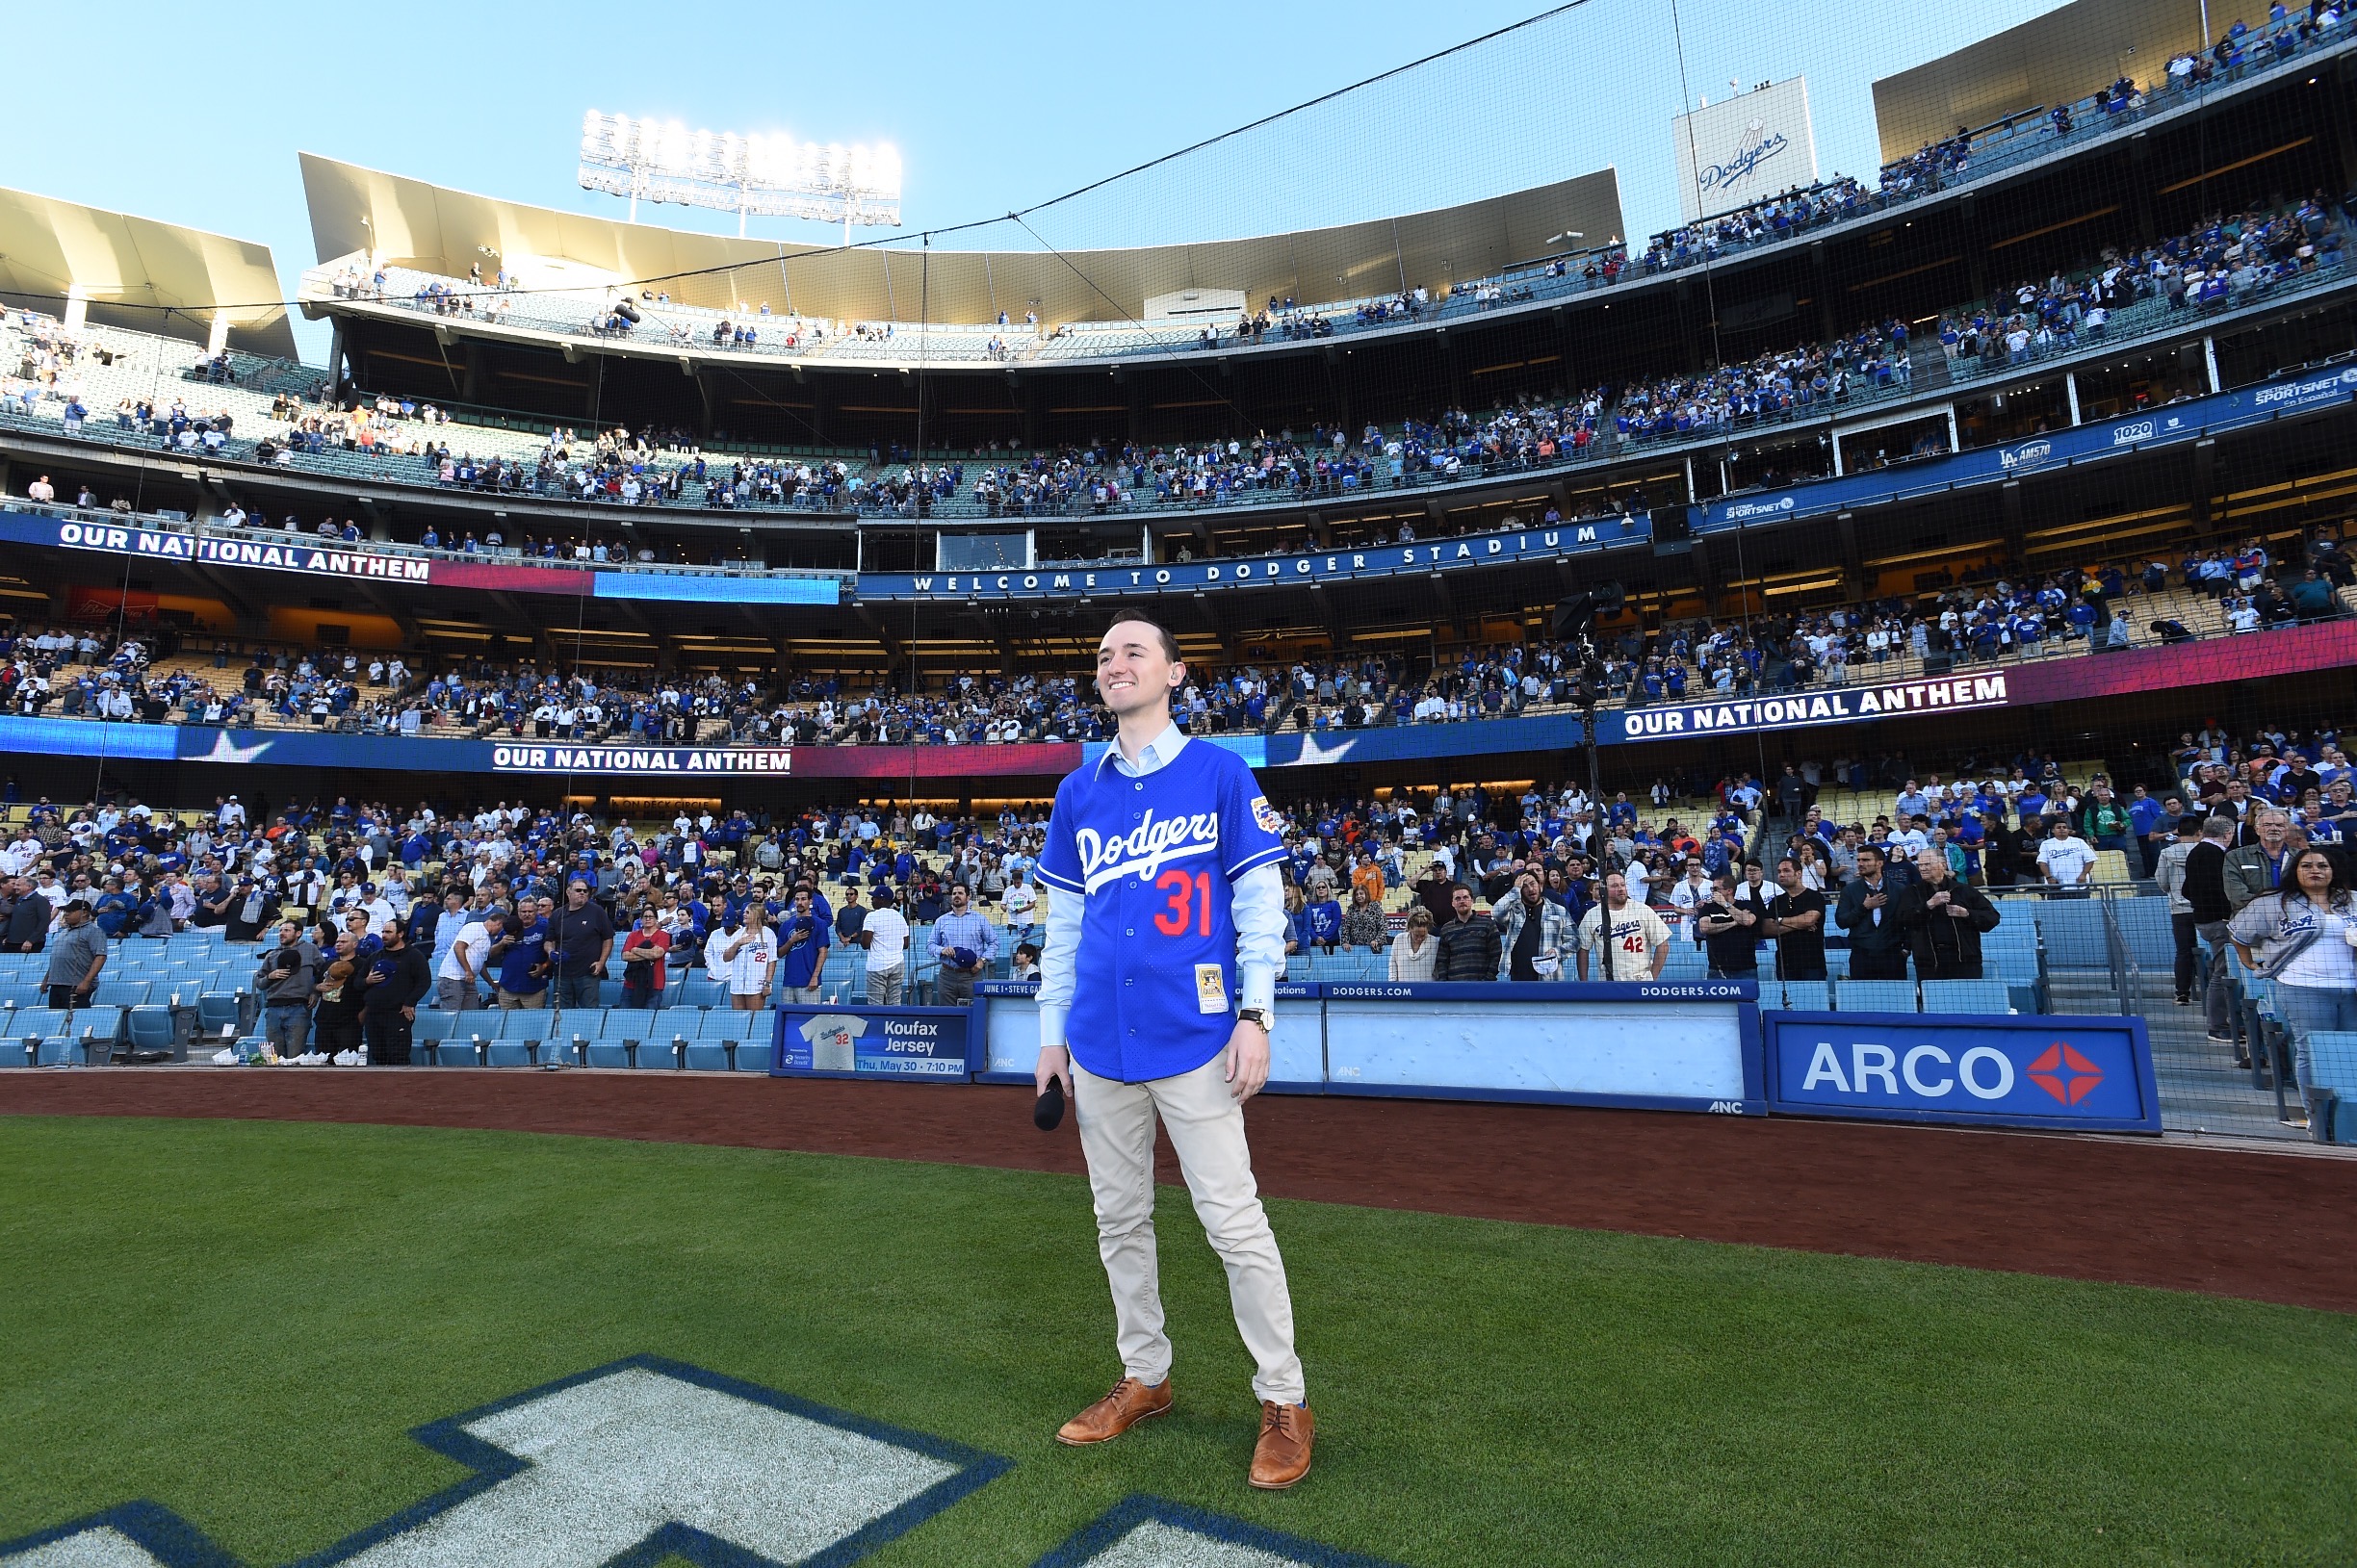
577,112,903,242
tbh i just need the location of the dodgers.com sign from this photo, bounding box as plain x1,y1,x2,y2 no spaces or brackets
1763,1012,2160,1133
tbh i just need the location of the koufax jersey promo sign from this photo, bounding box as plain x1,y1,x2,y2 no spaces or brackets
773,1005,972,1079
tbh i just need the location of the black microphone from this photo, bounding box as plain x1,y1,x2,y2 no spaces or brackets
1034,1075,1066,1132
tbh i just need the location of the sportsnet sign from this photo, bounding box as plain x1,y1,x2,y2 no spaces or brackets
1763,1012,2160,1133
1612,672,2009,742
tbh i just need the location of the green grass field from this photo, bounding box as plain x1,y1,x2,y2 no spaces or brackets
4,1114,2353,1566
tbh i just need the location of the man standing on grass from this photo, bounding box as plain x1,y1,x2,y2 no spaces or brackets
1034,617,1312,1490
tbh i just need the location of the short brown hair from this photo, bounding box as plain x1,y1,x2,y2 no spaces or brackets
1101,617,1180,663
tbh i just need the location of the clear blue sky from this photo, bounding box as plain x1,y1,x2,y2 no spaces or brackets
3,0,2070,360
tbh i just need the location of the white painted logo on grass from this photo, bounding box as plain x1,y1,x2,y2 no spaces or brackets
1082,1521,1330,1566
0,1357,1005,1567
2,1529,166,1568
1032,1495,1398,1567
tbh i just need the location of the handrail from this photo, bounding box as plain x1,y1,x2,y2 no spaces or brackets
2096,887,2139,1018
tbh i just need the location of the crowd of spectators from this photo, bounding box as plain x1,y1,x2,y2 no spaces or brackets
8,520,2348,750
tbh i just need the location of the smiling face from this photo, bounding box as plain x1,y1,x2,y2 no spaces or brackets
1096,621,1183,721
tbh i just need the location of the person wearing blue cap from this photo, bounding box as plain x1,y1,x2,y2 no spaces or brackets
929,882,997,1006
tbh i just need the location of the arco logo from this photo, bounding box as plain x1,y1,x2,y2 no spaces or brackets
0,1356,1386,1568
2027,1041,2105,1105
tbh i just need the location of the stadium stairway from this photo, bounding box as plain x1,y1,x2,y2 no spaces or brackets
2044,965,2296,1139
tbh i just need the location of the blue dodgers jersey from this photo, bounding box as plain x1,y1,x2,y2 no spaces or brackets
1038,739,1288,1083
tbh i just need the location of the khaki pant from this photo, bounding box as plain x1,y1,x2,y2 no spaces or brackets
1072,1053,1304,1404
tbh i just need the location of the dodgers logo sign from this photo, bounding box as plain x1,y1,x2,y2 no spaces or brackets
1697,119,1791,197
1763,1012,2160,1133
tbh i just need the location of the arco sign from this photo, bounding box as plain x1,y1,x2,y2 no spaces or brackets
1762,1012,2160,1132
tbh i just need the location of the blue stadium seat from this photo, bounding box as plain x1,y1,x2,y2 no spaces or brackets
583,1038,633,1069
435,1038,479,1067
484,1039,536,1067
91,982,150,1008
701,1010,758,1041
71,1007,124,1045
598,978,624,1008
682,1041,731,1072
1767,981,1831,1013
539,1034,585,1068
499,1011,556,1041
1822,948,1852,979
34,1035,78,1067
734,1038,774,1073
602,1009,658,1041
411,1011,462,1042
195,992,242,1034
635,1038,680,1070
1836,979,1920,1013
125,1007,175,1056
2306,1033,2357,1146
1920,979,2016,1015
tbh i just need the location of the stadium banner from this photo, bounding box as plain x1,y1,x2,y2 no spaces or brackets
991,980,1774,1113
11,621,2357,779
1093,713,1592,773
972,980,1324,1092
1605,671,2011,744
42,518,435,581
487,744,793,776
590,572,840,604
1691,364,2357,534
1761,1012,2161,1133
0,512,846,605
0,717,1089,780
855,515,1645,601
2004,618,2357,706
772,1003,974,1080
1321,980,1764,1113
1672,77,1819,220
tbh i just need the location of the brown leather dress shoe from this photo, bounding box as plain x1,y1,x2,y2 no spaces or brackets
1055,1376,1173,1446
1250,1400,1314,1489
